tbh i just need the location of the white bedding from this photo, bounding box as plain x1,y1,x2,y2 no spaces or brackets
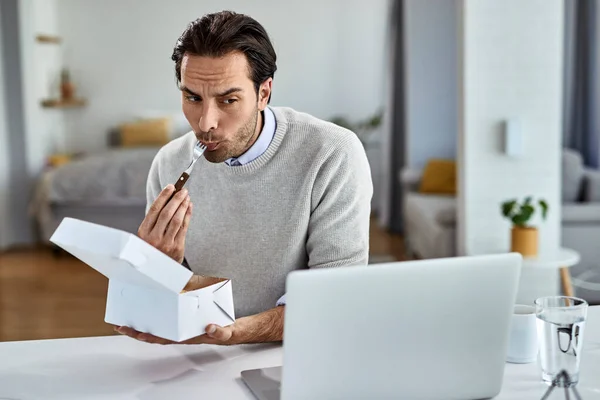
30,147,160,241
46,148,159,205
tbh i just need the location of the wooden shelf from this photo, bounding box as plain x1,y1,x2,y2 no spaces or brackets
36,34,62,44
41,98,87,108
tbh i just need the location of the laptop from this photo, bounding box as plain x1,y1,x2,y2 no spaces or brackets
242,253,522,400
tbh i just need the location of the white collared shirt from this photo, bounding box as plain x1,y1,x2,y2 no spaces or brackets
224,107,276,166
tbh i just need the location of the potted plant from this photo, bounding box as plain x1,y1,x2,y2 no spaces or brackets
501,197,548,257
329,111,383,147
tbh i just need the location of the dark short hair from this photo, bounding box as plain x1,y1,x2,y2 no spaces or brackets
172,11,277,102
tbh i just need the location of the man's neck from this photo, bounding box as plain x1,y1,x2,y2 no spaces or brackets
254,109,264,142
238,109,264,157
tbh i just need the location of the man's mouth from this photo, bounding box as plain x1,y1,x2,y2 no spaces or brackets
201,141,220,151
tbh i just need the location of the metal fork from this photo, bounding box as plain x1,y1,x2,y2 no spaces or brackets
174,141,206,193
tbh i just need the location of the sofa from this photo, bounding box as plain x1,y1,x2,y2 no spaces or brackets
401,149,600,304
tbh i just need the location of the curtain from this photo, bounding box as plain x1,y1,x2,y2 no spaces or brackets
564,0,600,167
378,0,407,233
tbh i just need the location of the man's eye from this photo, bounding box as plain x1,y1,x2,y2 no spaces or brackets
185,95,201,103
223,98,238,105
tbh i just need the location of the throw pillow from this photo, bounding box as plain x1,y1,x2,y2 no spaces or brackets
47,153,73,168
119,117,171,147
562,149,584,202
418,159,457,195
584,169,600,202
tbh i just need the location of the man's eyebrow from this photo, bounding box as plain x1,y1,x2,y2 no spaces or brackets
179,86,243,97
215,87,243,97
180,86,200,97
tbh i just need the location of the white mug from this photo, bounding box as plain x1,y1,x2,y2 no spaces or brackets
506,304,538,364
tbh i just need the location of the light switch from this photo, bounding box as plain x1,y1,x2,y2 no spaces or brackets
503,119,523,157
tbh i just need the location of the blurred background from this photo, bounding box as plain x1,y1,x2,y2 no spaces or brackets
1,0,599,342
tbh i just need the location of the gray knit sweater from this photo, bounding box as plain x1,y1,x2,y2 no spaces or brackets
146,107,373,317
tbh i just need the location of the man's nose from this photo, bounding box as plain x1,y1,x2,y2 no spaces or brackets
197,103,218,134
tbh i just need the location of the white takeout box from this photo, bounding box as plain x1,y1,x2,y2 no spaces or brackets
50,217,235,342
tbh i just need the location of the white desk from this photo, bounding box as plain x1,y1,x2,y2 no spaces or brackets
1,307,599,400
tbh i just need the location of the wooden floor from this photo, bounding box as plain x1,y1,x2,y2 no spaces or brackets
0,218,404,342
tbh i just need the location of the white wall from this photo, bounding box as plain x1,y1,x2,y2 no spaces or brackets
0,0,67,247
403,0,458,170
55,0,388,152
457,0,563,257
457,0,563,304
20,0,65,175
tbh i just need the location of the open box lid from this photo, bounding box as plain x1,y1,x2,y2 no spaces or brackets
50,218,193,293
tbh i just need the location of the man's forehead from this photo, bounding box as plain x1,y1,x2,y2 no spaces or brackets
181,52,251,85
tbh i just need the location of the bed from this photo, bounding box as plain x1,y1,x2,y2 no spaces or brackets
30,111,195,246
30,144,162,244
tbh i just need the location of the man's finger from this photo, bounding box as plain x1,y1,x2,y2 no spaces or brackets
139,185,175,233
115,326,174,345
165,196,190,240
174,202,193,244
115,325,139,339
205,324,233,342
137,333,175,345
186,334,220,345
153,188,189,235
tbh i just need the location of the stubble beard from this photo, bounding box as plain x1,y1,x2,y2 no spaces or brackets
202,106,259,164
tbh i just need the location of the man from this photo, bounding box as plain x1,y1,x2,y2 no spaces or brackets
115,11,372,345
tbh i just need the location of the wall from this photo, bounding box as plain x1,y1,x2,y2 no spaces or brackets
0,0,66,248
403,0,458,170
20,0,65,173
457,0,563,301
55,0,388,152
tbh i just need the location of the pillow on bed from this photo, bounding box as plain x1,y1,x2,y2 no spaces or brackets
119,118,171,147
133,110,191,138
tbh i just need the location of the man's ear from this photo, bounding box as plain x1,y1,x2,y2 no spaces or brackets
258,78,273,111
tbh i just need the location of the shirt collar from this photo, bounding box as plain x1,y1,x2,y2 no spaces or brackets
224,107,276,166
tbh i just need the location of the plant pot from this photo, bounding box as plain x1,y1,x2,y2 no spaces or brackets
511,226,538,257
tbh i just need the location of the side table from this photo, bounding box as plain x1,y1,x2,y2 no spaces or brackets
521,248,580,297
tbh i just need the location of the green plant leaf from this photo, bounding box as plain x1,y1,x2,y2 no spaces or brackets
539,199,549,220
330,116,353,130
501,200,517,218
522,204,535,223
512,204,534,227
524,196,532,206
368,113,382,128
512,215,527,226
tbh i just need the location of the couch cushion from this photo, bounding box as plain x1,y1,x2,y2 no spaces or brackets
583,169,600,202
404,193,457,258
418,159,457,195
562,203,600,223
562,149,584,202
405,193,456,227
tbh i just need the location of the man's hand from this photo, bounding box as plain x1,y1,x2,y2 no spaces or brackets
138,184,192,263
114,305,285,345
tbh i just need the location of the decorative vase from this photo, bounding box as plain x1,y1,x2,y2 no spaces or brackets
511,226,538,257
60,68,75,100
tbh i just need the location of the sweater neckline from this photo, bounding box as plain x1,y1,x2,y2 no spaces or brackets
210,107,288,174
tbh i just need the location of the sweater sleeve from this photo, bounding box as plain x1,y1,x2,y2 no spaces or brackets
306,134,373,269
145,149,164,216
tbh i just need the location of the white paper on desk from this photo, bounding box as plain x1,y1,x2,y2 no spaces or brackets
50,217,236,342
